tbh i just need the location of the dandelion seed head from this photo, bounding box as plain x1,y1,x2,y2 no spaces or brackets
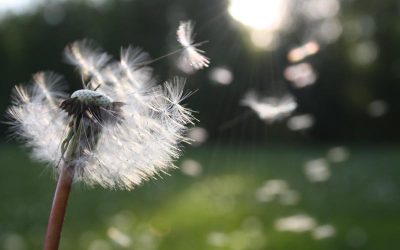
70,89,113,106
8,39,198,190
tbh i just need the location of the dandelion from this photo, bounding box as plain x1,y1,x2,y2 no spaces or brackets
177,20,210,70
241,90,297,123
7,35,203,249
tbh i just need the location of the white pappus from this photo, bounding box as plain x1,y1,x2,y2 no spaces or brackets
177,20,210,70
7,39,197,190
241,90,297,123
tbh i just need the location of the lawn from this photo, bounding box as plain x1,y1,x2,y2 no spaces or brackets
0,144,399,250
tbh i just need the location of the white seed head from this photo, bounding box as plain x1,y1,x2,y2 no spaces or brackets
8,40,197,190
71,89,113,106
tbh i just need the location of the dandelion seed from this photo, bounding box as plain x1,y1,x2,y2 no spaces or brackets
180,159,203,177
241,91,297,123
275,214,317,233
107,227,132,248
209,67,233,85
64,39,111,88
88,239,111,250
177,20,210,70
207,232,228,247
278,189,301,206
327,146,349,163
304,158,331,182
287,114,314,131
284,63,317,88
312,224,336,240
187,126,208,146
255,179,300,205
367,99,388,118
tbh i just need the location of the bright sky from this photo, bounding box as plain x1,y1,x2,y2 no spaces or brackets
0,0,43,15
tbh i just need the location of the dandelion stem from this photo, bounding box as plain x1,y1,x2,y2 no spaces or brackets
43,166,73,250
44,122,80,250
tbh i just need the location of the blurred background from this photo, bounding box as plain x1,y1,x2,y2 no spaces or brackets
0,0,399,249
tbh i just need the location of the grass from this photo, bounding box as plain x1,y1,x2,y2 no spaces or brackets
0,143,399,250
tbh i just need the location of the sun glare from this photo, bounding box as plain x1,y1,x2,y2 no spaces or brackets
228,0,288,31
228,0,289,49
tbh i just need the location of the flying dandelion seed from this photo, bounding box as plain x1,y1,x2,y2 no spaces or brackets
255,179,288,202
209,66,233,85
316,18,343,44
187,126,208,146
367,99,388,117
107,227,132,248
312,224,336,240
177,20,210,70
241,91,297,123
278,189,301,206
350,40,379,65
287,114,315,131
88,239,111,250
284,63,317,88
327,146,350,163
304,158,331,182
255,179,300,205
207,232,228,247
180,159,203,177
275,214,317,233
300,0,340,20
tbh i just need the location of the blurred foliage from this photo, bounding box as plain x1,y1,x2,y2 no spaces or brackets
0,0,399,143
1,144,399,249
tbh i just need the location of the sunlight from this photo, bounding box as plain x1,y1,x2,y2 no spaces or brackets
228,0,289,49
229,0,288,31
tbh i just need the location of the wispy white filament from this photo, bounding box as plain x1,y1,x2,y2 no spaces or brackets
8,40,196,190
241,91,297,123
7,72,68,164
177,21,210,70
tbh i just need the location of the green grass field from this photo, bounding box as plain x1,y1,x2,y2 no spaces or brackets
1,144,399,250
